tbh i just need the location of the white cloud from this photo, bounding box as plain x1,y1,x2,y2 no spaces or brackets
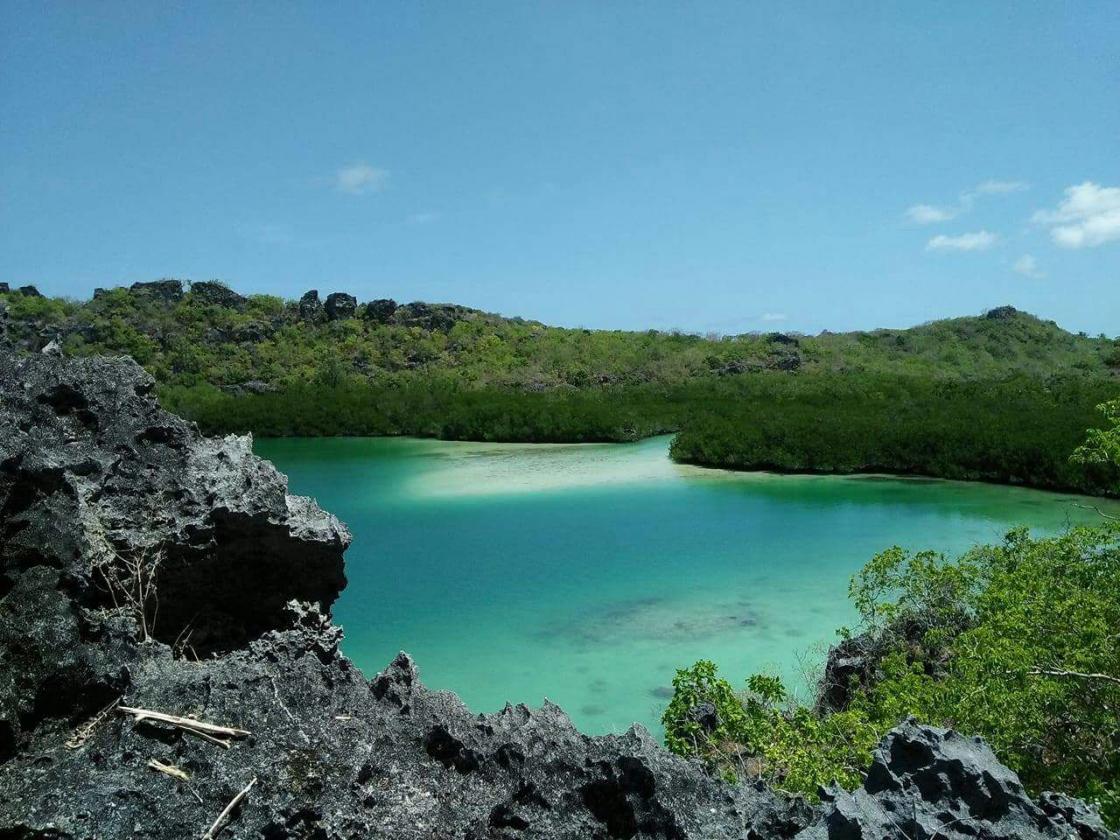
407,211,440,225
1012,254,1044,279
926,230,998,252
760,312,788,322
906,204,958,224
1031,182,1120,249
906,179,1028,225
967,180,1029,198
334,162,389,195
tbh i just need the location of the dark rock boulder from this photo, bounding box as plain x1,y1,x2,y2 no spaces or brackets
299,289,324,322
796,720,1112,839
17,285,42,297
129,279,183,303
364,297,399,323
232,321,272,343
190,280,247,310
816,633,876,713
393,301,481,331
0,352,348,666
768,351,802,371
985,305,1020,320
767,332,800,346
324,292,357,320
687,702,719,733
0,283,8,293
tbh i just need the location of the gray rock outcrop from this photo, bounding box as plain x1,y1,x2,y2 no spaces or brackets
796,720,1112,839
129,279,183,303
0,350,1112,839
190,280,247,310
363,298,398,323
325,292,358,320
299,289,324,322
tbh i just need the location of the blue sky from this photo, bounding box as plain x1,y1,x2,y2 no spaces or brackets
1,3,1117,335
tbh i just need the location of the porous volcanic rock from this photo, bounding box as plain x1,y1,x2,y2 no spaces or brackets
190,280,247,310
392,301,482,331
363,298,399,323
0,349,1112,840
796,720,1113,839
325,292,358,321
985,305,1020,320
299,290,325,322
129,279,183,303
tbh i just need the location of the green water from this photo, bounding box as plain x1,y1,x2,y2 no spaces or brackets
255,435,1119,737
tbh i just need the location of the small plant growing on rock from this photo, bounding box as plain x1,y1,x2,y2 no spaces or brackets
91,542,163,642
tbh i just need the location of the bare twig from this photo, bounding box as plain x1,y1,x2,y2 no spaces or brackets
148,758,190,782
118,706,250,748
65,696,120,749
202,777,257,840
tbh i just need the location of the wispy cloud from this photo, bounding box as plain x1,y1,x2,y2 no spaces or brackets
334,162,389,195
966,180,1029,199
906,204,958,224
407,211,441,225
1031,182,1120,249
905,179,1028,224
926,230,998,252
1012,254,1044,279
760,312,788,322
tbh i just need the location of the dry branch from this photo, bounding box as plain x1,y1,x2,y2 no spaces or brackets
202,777,257,840
148,758,190,782
118,706,250,748
1073,503,1120,522
1025,667,1120,686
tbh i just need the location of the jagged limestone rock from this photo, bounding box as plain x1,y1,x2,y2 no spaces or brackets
324,292,357,320
190,280,247,310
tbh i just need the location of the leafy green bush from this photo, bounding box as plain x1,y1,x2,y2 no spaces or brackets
664,524,1120,824
662,661,879,794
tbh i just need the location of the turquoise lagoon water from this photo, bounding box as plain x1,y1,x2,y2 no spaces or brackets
255,435,1119,737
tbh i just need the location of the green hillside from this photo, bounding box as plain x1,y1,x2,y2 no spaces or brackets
2,280,1117,494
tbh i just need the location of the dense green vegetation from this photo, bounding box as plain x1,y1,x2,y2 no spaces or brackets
2,281,1117,493
670,374,1120,494
664,524,1120,824
664,413,1120,825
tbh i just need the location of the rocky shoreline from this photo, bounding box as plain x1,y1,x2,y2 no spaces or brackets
0,350,1113,839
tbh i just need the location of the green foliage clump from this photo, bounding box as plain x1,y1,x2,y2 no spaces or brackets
1073,399,1120,485
663,525,1120,824
662,661,878,795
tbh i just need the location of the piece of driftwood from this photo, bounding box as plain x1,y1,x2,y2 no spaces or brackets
202,777,257,840
118,706,250,748
148,758,190,782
